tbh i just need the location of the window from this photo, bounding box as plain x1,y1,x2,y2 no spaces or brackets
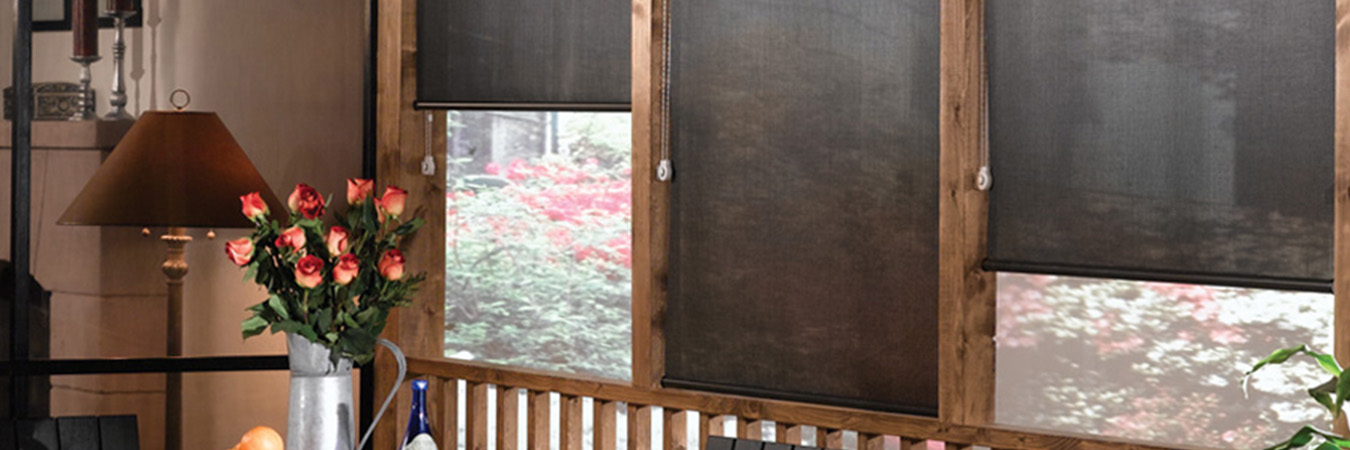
995,273,1334,448
444,111,633,381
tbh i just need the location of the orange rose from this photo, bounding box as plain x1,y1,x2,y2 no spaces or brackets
347,178,374,204
379,186,408,218
294,255,325,289
287,183,326,219
224,238,254,266
334,253,360,286
326,226,349,256
274,226,306,252
378,249,406,280
240,192,268,221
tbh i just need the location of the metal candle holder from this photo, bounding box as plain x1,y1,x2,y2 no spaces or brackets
69,55,100,121
105,10,137,120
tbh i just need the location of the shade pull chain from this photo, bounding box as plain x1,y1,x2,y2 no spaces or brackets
975,63,991,192
421,112,436,176
656,0,674,182
976,166,992,191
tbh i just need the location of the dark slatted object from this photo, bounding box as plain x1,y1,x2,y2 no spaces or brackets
985,0,1335,291
56,417,98,450
1,421,14,449
16,419,57,450
99,416,140,450
416,0,630,109
664,0,940,414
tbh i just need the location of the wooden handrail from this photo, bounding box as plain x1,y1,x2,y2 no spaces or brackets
405,357,1193,450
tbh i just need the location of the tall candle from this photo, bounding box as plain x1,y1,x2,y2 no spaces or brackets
72,0,99,58
106,0,134,13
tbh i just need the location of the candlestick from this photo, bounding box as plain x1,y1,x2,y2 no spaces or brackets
72,0,99,58
70,55,101,121
104,10,136,120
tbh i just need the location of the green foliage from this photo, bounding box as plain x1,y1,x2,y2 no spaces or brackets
444,112,632,380
1245,346,1350,450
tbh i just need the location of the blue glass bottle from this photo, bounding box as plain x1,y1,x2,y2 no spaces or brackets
401,379,438,450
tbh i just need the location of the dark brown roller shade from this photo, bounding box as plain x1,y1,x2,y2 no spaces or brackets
664,0,940,414
417,0,630,109
986,0,1334,292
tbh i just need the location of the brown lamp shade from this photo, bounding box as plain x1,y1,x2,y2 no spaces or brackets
58,110,284,228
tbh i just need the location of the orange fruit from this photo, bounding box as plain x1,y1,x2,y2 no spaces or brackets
235,426,284,450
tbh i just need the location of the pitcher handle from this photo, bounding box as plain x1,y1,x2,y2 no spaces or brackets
356,338,408,450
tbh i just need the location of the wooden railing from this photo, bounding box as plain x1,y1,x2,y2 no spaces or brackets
399,357,1189,450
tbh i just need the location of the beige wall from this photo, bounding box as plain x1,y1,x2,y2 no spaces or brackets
1,1,366,449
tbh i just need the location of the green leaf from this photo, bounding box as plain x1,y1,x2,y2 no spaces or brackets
271,320,305,335
392,218,425,236
241,314,268,339
1335,373,1350,418
1310,387,1336,416
267,295,291,321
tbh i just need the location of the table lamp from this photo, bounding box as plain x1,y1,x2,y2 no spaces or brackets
57,97,283,450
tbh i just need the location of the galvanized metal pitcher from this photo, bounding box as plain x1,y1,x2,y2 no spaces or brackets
286,333,406,450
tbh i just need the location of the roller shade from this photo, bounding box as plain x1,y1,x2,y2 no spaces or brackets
986,0,1334,292
416,0,630,109
664,0,941,414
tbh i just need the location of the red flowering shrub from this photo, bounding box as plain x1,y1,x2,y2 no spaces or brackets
445,154,632,380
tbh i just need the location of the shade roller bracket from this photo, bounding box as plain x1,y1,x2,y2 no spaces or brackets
976,165,991,191
657,159,672,182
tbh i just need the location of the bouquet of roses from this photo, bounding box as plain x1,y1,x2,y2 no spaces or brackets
225,179,426,364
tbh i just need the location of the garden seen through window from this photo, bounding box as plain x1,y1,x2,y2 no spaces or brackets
444,111,633,381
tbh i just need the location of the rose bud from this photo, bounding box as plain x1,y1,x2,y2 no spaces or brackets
224,238,254,266
334,253,360,286
294,255,325,289
240,192,268,221
379,186,408,218
326,226,349,256
373,197,387,225
347,178,374,205
287,183,326,219
274,226,307,252
378,249,406,281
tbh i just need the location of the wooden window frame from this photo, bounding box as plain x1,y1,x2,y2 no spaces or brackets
372,0,1350,445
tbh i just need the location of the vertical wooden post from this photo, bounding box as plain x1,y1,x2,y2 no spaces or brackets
561,396,585,450
664,409,689,450
629,405,654,450
595,400,619,450
1335,0,1350,436
499,387,520,450
528,392,550,450
632,0,671,391
937,0,996,427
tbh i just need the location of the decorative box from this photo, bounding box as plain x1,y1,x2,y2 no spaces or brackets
4,83,88,121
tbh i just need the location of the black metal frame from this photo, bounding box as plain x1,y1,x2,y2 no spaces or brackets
6,0,383,430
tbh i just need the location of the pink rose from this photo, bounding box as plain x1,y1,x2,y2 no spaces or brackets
294,255,324,289
274,226,306,252
240,192,268,221
379,186,408,218
334,253,360,286
378,249,406,280
287,183,326,219
347,178,374,204
224,238,254,266
326,226,349,256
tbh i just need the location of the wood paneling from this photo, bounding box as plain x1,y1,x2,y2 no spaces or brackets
937,0,995,427
631,0,670,391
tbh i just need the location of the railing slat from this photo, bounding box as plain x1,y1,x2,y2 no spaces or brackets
783,425,803,446
859,433,884,450
820,428,843,449
528,391,550,450
898,439,924,450
629,405,654,450
746,420,766,440
438,378,460,450
499,387,520,450
562,395,585,450
595,400,618,450
734,418,749,439
466,383,490,450
705,414,724,439
664,409,689,450
774,422,787,444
